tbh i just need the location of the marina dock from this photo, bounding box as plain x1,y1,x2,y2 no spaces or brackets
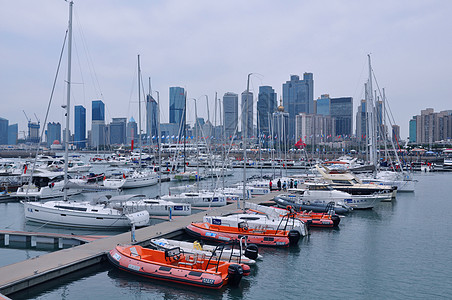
0,191,279,296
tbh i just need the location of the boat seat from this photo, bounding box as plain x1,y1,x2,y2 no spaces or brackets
129,247,141,258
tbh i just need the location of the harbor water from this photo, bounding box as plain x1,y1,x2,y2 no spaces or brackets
2,170,452,299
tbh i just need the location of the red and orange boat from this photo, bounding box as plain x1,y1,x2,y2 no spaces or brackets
107,244,250,289
245,203,340,228
185,219,304,247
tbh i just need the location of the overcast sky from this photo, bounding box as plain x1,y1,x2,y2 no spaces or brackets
1,0,451,140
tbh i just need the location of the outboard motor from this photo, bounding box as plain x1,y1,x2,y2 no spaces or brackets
288,230,301,245
331,214,341,227
244,244,258,260
227,264,244,286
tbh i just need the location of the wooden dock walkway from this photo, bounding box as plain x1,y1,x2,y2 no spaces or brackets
0,191,280,296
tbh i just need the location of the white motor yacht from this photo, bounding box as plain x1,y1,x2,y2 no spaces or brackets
103,169,158,189
161,191,227,207
107,194,191,216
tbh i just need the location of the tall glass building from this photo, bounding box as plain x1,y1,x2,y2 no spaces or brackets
0,117,8,145
257,86,277,138
8,124,18,145
92,100,105,121
127,117,138,146
46,122,61,147
241,91,253,138
74,105,86,149
146,94,158,143
169,87,185,127
316,94,330,115
330,97,353,136
109,118,127,145
282,73,314,140
223,92,238,139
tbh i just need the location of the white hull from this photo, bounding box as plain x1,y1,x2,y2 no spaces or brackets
161,192,227,207
23,201,149,228
113,198,191,216
15,181,82,199
204,214,308,237
281,191,384,209
103,171,158,189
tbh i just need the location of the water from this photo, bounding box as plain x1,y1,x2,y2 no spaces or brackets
3,171,452,299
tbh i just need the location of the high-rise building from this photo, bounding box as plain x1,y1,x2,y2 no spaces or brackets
409,109,452,144
0,117,8,145
91,121,105,148
92,100,105,121
109,118,127,145
356,100,367,142
74,105,86,149
146,94,158,143
330,97,353,137
295,113,335,145
127,117,138,146
46,122,61,147
223,92,238,139
28,122,40,144
257,86,277,138
272,102,289,151
409,118,417,143
241,90,253,138
282,73,314,140
315,94,330,116
7,124,18,145
169,87,185,127
91,100,105,148
392,124,401,144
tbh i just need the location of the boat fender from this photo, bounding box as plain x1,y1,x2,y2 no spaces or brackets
227,264,244,286
244,244,258,260
288,230,301,246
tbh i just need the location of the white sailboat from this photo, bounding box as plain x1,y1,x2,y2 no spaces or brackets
22,2,150,229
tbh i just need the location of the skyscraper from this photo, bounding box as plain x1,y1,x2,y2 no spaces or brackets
241,90,253,138
46,122,61,147
169,87,185,127
109,118,127,145
0,117,8,145
356,100,367,142
127,117,138,146
257,86,277,138
146,94,158,143
7,124,18,145
315,94,330,116
74,105,86,149
223,92,238,139
92,100,105,121
330,97,353,137
91,100,105,148
282,73,314,140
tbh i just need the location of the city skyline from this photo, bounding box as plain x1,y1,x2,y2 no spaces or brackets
1,1,452,140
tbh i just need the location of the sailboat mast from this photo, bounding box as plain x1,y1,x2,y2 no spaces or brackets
156,90,162,197
242,73,252,209
63,1,73,201
183,92,187,172
138,55,142,168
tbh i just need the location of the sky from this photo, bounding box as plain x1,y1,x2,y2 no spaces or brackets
1,0,452,141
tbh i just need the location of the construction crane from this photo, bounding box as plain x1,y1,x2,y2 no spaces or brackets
34,113,40,125
23,110,31,124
